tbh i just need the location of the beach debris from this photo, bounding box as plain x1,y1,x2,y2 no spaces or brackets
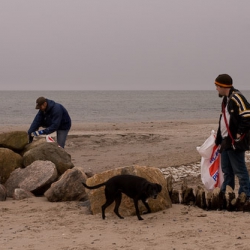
206,187,225,210
195,186,206,209
234,192,248,211
224,185,236,211
165,175,173,193
160,151,250,182
178,183,250,212
170,190,180,204
181,179,195,205
160,163,201,182
166,175,180,204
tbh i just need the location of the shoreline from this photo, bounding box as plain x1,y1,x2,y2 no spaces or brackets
0,118,218,131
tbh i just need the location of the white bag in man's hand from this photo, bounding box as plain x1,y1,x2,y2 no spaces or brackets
197,130,224,191
46,135,55,142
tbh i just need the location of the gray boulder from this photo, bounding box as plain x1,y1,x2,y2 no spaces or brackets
4,160,58,197
0,131,28,151
84,165,171,218
22,137,48,155
44,167,87,202
0,148,23,184
22,142,74,175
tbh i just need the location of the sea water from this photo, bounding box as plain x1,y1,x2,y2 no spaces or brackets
1,90,250,125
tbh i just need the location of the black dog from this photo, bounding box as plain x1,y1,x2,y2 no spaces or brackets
82,174,162,220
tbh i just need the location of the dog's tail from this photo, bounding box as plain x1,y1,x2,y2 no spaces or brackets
82,181,106,190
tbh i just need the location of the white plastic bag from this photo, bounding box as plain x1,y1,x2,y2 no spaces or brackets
197,130,224,191
46,135,55,142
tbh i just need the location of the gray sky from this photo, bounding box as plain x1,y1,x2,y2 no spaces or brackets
1,0,250,90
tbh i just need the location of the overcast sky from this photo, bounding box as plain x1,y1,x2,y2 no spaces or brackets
1,1,250,91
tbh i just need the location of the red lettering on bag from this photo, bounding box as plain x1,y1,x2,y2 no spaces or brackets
209,145,221,187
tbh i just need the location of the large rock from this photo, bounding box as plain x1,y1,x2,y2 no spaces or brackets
44,167,87,202
22,137,48,155
4,160,58,197
84,165,171,218
0,131,28,151
0,148,23,184
22,142,74,175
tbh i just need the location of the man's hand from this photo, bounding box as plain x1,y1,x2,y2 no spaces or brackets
31,130,45,136
236,133,241,138
235,133,242,142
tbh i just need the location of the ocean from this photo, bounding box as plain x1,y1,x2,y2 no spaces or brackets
1,90,250,125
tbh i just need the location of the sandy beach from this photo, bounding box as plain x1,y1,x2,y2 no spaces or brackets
1,119,250,250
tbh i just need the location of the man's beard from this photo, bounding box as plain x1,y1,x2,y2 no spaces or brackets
218,94,223,98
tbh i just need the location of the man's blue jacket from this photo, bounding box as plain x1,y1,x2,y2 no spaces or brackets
28,99,71,135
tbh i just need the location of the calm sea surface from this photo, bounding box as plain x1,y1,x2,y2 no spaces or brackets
1,90,250,125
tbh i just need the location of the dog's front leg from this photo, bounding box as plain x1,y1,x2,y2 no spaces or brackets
114,193,124,219
133,199,143,220
141,199,151,214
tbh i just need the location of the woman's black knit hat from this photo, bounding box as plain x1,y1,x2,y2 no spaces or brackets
215,74,233,88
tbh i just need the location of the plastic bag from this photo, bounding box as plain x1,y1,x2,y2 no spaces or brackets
46,135,55,142
196,130,224,191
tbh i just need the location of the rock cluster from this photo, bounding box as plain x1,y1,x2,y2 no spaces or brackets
0,131,172,219
0,131,83,201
